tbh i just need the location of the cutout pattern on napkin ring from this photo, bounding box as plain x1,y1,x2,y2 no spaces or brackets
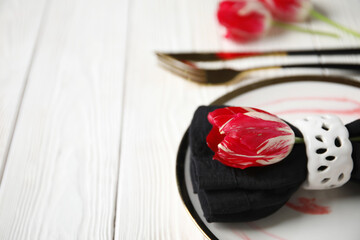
293,115,353,190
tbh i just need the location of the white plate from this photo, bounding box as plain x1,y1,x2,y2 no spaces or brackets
176,75,360,240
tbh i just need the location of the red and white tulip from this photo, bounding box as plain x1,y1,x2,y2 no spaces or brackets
217,0,272,42
207,107,295,169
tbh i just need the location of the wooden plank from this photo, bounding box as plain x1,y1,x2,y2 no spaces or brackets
0,0,128,238
0,0,47,181
115,0,223,239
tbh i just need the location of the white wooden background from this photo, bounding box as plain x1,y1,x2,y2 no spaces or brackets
0,0,359,239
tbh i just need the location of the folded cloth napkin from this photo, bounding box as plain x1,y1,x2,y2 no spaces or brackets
345,119,360,179
190,106,308,191
189,106,360,222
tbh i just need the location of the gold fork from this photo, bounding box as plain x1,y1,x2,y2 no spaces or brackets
157,53,360,84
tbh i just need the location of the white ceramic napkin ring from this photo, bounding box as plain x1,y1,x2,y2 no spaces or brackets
293,115,353,190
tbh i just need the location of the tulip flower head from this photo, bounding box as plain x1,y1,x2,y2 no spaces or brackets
207,107,295,169
217,0,272,41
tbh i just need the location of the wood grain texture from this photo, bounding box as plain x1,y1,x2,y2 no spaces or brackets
0,0,47,181
115,0,225,239
0,0,128,239
115,0,360,239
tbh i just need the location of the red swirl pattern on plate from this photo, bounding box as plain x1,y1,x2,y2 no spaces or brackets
286,197,330,214
259,96,360,117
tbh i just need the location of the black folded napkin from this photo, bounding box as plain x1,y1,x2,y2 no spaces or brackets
189,106,360,222
345,119,360,179
190,106,308,191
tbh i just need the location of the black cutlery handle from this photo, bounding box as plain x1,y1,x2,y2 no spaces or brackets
282,63,360,71
163,48,360,61
287,48,360,56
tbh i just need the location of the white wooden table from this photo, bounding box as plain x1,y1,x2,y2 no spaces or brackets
0,0,359,239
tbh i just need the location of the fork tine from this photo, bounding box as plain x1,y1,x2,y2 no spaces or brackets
157,56,204,77
157,55,209,83
158,61,240,84
158,58,207,83
156,53,206,76
157,54,240,84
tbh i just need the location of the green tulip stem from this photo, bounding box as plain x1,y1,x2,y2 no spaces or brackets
350,136,360,142
294,137,305,144
310,9,360,39
295,136,360,144
273,20,339,38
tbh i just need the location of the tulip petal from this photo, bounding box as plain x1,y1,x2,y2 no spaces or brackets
206,126,224,153
217,0,272,41
259,0,312,22
207,106,295,168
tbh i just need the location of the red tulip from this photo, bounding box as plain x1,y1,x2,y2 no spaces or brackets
259,0,312,22
206,107,295,169
217,0,272,42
